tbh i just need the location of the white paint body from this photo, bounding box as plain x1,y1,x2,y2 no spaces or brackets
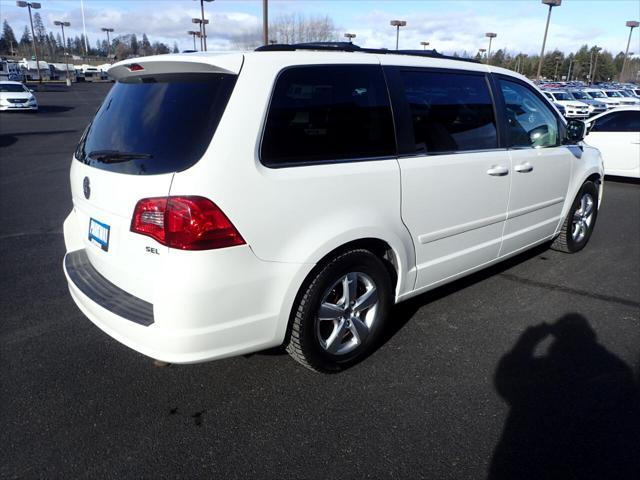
585,107,640,178
63,51,604,364
0,80,38,111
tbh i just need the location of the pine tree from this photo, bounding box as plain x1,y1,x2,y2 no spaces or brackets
32,12,46,43
141,33,151,56
2,20,18,55
130,33,139,55
173,42,179,54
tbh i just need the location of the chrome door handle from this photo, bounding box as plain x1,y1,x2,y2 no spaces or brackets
514,162,534,173
487,165,509,176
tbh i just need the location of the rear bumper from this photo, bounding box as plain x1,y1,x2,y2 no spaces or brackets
64,245,311,364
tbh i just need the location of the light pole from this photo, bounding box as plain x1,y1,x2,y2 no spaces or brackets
591,46,602,84
192,18,208,51
420,41,429,50
344,33,356,44
566,56,574,81
16,1,42,83
621,21,639,82
587,46,601,85
194,0,214,51
187,30,200,51
53,20,71,86
485,32,497,63
262,0,268,47
390,20,406,50
554,56,562,80
101,27,114,60
536,0,561,79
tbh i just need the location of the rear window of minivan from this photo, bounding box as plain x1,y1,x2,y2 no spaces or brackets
75,73,236,175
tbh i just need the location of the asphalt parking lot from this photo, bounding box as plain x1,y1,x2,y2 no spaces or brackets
1,83,639,479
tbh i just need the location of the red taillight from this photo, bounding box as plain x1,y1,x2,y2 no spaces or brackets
130,196,246,250
126,63,145,72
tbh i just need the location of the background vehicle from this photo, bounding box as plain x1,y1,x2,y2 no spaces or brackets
584,89,621,109
603,89,640,106
63,47,603,372
0,80,38,111
0,59,22,81
567,90,607,116
542,90,589,118
585,106,640,178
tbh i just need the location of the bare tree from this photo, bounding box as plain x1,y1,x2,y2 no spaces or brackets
232,13,338,50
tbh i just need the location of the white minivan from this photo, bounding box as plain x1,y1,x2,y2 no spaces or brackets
63,44,604,372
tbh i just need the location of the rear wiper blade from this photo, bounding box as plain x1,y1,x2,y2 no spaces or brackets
87,150,153,163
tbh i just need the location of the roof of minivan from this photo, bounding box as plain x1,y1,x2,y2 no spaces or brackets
108,50,530,84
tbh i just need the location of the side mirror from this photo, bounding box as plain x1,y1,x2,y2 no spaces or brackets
29,89,34,93
565,119,586,144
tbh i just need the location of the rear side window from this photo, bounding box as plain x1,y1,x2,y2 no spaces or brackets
260,65,395,166
76,73,236,175
398,71,498,154
591,111,640,132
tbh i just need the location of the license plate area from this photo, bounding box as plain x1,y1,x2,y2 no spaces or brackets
88,218,110,252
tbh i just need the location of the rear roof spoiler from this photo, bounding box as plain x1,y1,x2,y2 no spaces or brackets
108,54,243,80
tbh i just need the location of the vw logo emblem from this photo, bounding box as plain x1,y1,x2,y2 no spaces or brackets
83,177,91,200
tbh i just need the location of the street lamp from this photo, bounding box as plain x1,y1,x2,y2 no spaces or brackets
485,32,497,63
621,21,639,82
53,20,71,86
344,33,356,44
192,18,209,51
587,46,602,85
390,20,406,50
194,0,214,52
554,56,562,80
420,41,429,50
101,27,114,59
536,0,562,79
16,1,42,83
187,30,201,51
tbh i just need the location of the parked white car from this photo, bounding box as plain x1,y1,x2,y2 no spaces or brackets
584,106,640,178
583,89,622,109
542,90,590,118
62,46,604,372
0,81,38,111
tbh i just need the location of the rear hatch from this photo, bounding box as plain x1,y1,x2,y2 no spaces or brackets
69,55,242,300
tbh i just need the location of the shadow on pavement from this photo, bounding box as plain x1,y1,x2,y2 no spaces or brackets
487,313,640,480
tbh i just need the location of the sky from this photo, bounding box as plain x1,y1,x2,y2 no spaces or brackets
0,0,638,56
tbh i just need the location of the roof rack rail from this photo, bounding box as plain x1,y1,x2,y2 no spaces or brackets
255,42,481,64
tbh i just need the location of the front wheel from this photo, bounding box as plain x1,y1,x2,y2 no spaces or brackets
551,180,599,253
285,249,393,373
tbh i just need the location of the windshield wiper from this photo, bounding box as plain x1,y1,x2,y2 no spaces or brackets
87,150,153,163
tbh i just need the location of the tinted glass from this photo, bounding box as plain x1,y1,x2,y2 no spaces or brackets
499,79,559,148
570,90,591,100
591,111,640,132
399,71,497,154
261,65,395,165
553,92,571,101
588,91,606,98
0,84,28,92
76,73,236,175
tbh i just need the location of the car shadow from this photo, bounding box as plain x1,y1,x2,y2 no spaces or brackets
380,242,552,346
0,135,18,148
37,105,75,114
256,242,551,361
487,313,640,480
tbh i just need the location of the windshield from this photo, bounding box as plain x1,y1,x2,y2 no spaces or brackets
0,84,28,93
605,91,622,97
570,91,590,100
619,91,632,97
76,72,236,175
552,92,571,101
588,90,605,98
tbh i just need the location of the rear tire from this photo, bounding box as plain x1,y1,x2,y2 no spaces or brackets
286,249,393,373
551,181,599,253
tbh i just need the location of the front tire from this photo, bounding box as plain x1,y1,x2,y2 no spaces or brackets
551,180,599,253
286,249,393,373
